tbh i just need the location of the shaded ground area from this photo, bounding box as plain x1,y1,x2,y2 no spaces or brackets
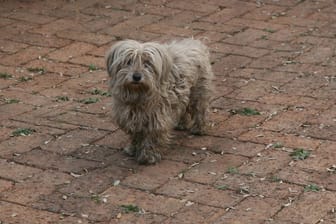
0,0,336,223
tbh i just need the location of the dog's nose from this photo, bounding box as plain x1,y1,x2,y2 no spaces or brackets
132,72,142,82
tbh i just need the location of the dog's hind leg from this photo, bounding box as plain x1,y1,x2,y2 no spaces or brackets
189,77,213,135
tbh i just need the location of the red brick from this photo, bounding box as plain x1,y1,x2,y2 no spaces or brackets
57,30,113,46
239,149,292,177
7,105,79,130
0,39,28,54
209,114,265,138
71,145,118,162
0,132,54,158
1,170,71,204
33,192,119,222
58,165,130,197
213,197,282,224
24,59,88,76
249,51,298,69
111,213,167,224
158,10,207,27
0,103,34,123
0,179,13,192
189,21,245,34
184,154,247,184
5,11,56,25
1,46,53,66
14,148,103,173
166,0,219,13
157,142,208,164
103,186,184,216
227,79,279,101
242,4,287,21
48,42,95,62
0,17,15,27
40,128,108,154
239,129,322,150
210,42,269,58
202,7,250,23
294,141,336,172
69,55,105,68
268,27,307,42
222,28,267,46
15,73,68,92
102,14,162,37
122,2,182,17
212,96,284,113
94,130,129,150
227,18,287,32
260,108,319,132
215,174,302,199
156,179,242,208
0,159,42,182
277,167,336,191
50,111,117,131
142,23,199,37
123,160,187,190
212,55,252,76
251,39,306,52
81,3,133,18
163,203,223,224
297,46,334,64
274,191,336,224
0,87,51,106
259,94,333,110
0,201,76,224
273,15,327,28
32,18,81,35
177,135,264,157
0,126,13,142
10,32,72,48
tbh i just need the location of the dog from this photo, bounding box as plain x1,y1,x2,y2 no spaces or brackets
106,38,213,164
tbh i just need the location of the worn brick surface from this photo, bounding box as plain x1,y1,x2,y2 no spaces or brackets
1,0,335,223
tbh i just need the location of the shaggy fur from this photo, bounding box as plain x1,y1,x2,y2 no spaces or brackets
106,38,213,164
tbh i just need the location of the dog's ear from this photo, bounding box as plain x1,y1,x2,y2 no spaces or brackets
106,43,120,77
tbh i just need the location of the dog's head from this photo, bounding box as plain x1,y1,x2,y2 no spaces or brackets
106,40,172,103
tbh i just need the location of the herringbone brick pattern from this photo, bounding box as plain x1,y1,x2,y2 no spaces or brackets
0,0,335,223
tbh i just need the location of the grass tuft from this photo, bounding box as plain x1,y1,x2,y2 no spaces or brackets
79,97,99,104
304,184,320,192
3,98,20,104
0,72,13,79
12,128,36,137
56,96,70,102
229,108,261,116
88,64,98,71
120,204,140,213
290,148,311,160
18,76,33,82
27,67,46,74
227,167,239,174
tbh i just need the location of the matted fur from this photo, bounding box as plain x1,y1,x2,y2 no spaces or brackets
106,38,213,164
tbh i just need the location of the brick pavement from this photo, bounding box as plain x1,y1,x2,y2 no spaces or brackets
0,0,335,223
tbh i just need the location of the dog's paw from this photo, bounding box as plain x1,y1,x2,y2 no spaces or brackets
136,148,162,165
123,145,136,157
190,126,206,136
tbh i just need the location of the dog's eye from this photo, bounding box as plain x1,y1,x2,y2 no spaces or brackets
126,59,132,66
144,60,152,69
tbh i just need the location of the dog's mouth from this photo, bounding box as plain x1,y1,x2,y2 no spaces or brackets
124,81,149,91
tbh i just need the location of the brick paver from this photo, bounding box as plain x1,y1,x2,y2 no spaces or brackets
0,0,335,223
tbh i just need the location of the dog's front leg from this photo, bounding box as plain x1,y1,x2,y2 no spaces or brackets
134,131,169,165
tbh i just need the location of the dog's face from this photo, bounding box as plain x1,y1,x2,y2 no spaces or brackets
106,40,171,102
